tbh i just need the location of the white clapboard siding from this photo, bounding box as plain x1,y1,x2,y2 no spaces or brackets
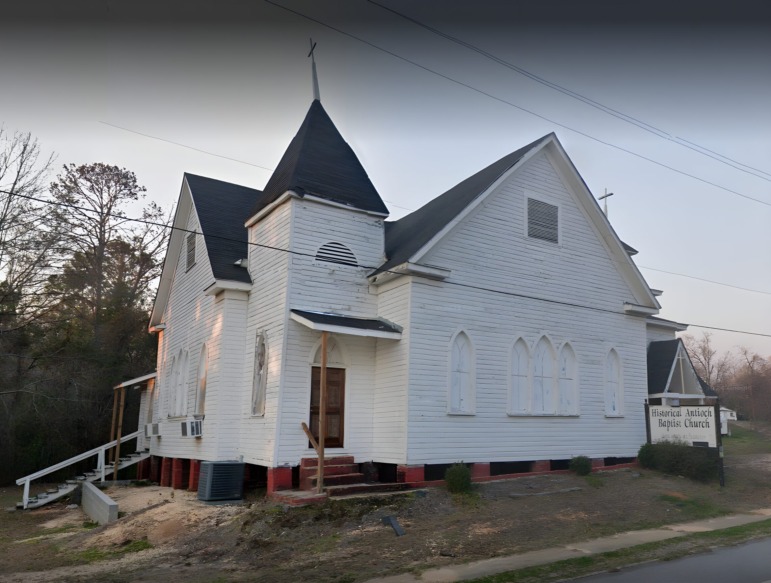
150,184,223,461
237,201,294,467
403,151,649,464
646,324,678,345
372,279,411,463
271,199,387,465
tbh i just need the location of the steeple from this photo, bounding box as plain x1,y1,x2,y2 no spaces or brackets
246,100,389,220
309,38,320,101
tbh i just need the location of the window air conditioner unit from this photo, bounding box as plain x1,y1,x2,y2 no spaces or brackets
198,461,245,502
144,423,160,437
181,419,203,438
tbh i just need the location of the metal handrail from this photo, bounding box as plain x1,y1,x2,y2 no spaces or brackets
16,430,141,509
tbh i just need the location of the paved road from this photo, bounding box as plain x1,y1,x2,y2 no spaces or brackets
575,537,771,582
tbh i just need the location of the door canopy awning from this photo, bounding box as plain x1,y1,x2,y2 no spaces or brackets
290,309,402,340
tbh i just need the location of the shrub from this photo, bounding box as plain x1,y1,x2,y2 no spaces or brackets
569,455,592,476
445,462,472,494
637,441,719,482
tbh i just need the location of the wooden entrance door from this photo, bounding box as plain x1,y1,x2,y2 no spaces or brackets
309,367,345,448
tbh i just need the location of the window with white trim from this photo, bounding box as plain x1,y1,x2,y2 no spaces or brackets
509,338,530,414
449,331,474,414
532,337,556,413
166,355,176,418
251,331,267,416
173,350,189,417
527,198,559,243
195,344,208,416
558,343,578,415
605,349,623,416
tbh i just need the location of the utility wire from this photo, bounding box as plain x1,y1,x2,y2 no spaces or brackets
262,0,771,208
4,188,769,339
639,266,771,296
99,121,275,172
368,0,771,183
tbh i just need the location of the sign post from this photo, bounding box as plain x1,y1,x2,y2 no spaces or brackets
645,402,724,487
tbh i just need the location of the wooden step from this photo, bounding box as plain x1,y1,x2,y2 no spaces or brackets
308,472,366,488
300,456,354,469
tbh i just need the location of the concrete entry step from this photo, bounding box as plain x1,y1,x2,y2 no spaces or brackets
309,472,366,488
326,482,410,497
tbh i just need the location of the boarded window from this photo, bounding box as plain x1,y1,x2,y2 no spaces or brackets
558,343,578,415
196,345,208,415
527,198,559,243
533,337,556,413
315,242,358,266
605,349,623,416
449,332,474,414
186,233,196,270
251,332,267,416
510,338,530,414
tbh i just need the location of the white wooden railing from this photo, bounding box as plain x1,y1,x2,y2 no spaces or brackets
15,430,141,509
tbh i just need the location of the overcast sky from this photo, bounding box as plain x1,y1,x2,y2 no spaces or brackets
2,1,769,358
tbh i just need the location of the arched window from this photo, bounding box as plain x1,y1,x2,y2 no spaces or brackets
251,332,267,416
533,337,556,414
510,338,530,414
449,331,474,414
174,350,189,417
196,345,208,416
605,349,623,416
558,343,578,415
315,242,358,267
166,355,176,418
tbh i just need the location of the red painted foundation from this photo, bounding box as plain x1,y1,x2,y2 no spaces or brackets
397,465,425,483
172,458,190,489
267,467,293,493
592,458,605,469
188,459,201,492
160,457,172,487
531,460,551,472
471,462,491,478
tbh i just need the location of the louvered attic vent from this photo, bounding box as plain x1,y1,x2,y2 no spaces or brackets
315,242,358,267
527,198,559,243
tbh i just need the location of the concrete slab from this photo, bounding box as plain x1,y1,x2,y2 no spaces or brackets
566,529,684,554
665,513,771,533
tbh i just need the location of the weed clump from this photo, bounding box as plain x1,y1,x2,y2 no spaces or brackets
569,456,592,476
444,463,472,494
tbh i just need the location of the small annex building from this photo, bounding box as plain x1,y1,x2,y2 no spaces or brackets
134,96,705,496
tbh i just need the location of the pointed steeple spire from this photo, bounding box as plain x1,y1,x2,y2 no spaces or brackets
247,100,389,219
309,38,320,101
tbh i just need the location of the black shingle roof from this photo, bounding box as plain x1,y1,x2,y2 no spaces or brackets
374,134,551,276
185,173,260,284
647,338,716,397
291,309,402,334
248,100,388,219
647,339,680,394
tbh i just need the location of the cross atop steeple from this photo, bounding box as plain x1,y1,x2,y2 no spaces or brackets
308,38,320,101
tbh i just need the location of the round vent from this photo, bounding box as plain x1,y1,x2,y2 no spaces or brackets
315,242,358,267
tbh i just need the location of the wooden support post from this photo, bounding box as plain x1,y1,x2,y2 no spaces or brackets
112,386,127,483
317,331,328,494
108,388,119,463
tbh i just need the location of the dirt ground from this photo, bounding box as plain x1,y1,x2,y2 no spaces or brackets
3,422,771,583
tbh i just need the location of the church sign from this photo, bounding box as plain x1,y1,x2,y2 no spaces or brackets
645,404,718,448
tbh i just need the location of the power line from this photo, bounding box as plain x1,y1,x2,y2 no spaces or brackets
262,0,771,208
639,266,771,296
4,188,768,339
99,121,275,172
368,0,771,184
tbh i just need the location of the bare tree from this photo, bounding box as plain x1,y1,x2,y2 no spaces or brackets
0,130,61,332
682,331,735,388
